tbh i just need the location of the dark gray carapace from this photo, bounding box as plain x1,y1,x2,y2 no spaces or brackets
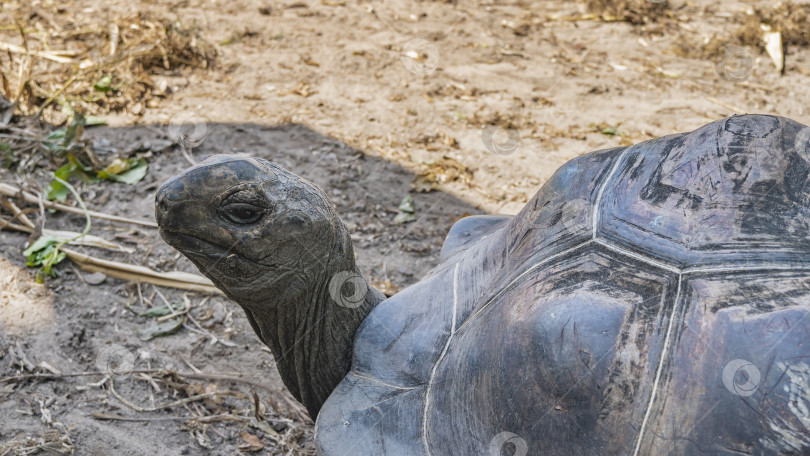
317,115,810,456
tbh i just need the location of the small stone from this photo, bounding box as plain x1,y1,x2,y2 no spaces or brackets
83,272,107,285
272,422,288,432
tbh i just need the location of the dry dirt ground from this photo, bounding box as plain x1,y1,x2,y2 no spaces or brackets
1,0,809,454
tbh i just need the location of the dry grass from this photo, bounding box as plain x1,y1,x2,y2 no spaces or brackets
0,2,215,124
667,1,810,63
0,429,75,455
588,0,809,55
737,2,810,47
584,0,670,24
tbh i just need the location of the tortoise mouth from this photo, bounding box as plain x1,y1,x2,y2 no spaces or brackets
158,228,272,285
158,228,232,262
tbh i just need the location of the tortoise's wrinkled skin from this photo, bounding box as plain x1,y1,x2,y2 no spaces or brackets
156,156,384,417
158,115,810,456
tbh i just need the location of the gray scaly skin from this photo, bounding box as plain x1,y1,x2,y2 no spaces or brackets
155,155,385,418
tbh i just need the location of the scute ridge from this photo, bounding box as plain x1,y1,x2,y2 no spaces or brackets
631,274,684,456
454,241,594,331
422,259,461,456
593,142,639,240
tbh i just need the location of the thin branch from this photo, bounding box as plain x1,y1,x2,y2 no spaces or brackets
1,369,161,383
90,412,247,423
2,369,281,395
0,214,32,232
0,197,35,229
1,367,308,420
0,217,133,252
108,379,222,413
0,183,158,228
0,41,73,63
61,247,222,294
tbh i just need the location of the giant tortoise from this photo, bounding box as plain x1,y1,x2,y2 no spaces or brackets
156,114,810,455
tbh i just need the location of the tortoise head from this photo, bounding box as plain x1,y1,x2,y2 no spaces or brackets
155,155,350,306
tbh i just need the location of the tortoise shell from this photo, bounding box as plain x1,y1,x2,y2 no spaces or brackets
315,115,810,455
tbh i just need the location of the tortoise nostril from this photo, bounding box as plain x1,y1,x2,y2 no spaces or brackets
160,201,168,213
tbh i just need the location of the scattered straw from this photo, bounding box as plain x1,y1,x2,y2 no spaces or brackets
0,5,216,122
584,0,669,25
737,2,810,48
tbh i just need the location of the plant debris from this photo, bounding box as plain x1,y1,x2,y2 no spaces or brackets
0,5,216,122
138,317,184,341
411,156,473,193
737,2,810,48
670,1,810,63
23,174,91,282
393,194,416,224
584,0,669,25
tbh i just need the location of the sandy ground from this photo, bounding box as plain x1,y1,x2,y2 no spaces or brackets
1,0,809,454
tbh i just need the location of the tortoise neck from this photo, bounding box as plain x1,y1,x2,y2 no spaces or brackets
243,227,384,419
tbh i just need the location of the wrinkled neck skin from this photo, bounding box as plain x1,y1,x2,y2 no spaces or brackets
229,224,385,419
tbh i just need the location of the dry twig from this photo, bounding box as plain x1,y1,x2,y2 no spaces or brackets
61,247,221,294
0,183,158,228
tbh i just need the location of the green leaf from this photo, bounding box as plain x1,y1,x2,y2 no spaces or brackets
25,244,54,268
24,236,66,281
46,163,76,201
99,157,130,176
44,128,67,142
393,211,416,224
68,154,96,174
601,126,618,136
93,75,113,92
65,112,86,145
43,128,67,151
23,236,59,258
138,318,184,341
64,154,99,185
45,250,66,274
105,158,148,184
139,301,185,318
42,111,87,152
393,194,416,223
397,195,415,213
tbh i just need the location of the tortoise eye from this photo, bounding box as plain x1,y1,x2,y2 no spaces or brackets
220,203,264,224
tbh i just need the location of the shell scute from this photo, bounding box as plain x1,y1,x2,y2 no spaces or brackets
637,270,810,455
426,247,677,455
316,372,427,455
350,265,454,388
598,115,810,268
